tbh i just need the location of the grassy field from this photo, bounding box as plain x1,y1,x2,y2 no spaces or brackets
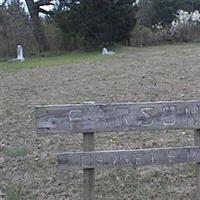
1,43,200,200
0,51,113,72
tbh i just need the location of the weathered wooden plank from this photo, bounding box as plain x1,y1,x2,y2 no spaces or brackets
35,100,200,134
57,146,200,169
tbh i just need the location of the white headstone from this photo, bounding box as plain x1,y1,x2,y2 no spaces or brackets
102,48,108,55
17,45,24,61
102,47,115,56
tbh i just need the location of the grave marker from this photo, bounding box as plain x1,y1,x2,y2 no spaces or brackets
17,45,24,61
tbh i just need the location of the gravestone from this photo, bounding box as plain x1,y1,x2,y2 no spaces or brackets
102,47,115,56
8,45,25,62
17,45,24,61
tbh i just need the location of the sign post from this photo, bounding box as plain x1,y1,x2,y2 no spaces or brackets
83,132,95,200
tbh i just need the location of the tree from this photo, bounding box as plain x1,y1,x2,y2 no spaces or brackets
54,0,137,48
0,0,37,57
151,0,200,26
137,0,153,27
24,0,54,51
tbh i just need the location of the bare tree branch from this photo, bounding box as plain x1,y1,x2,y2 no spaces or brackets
24,0,50,51
36,0,55,7
38,8,53,15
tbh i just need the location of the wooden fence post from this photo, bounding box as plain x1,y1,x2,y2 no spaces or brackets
83,132,95,200
194,129,200,198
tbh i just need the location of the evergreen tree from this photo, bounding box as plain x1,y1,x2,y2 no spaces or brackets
54,0,137,48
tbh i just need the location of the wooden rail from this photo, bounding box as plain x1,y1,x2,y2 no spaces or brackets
58,146,200,169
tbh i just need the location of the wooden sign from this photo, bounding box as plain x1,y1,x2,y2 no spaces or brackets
36,100,200,134
35,100,200,199
57,146,200,169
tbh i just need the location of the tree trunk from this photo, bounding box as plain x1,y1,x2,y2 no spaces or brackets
25,0,49,51
31,15,49,52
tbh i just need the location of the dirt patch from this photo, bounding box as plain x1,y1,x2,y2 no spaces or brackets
1,44,200,199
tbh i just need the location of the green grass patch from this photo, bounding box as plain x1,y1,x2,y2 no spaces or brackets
3,147,27,158
0,51,114,72
6,185,23,200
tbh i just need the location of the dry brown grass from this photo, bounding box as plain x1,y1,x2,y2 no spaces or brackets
1,43,200,199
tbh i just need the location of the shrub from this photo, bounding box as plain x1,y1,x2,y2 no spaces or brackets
130,25,171,46
170,10,200,42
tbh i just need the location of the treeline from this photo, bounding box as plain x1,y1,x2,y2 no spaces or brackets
133,0,200,46
0,0,200,58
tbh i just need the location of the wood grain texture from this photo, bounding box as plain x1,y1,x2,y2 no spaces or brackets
57,146,200,169
36,100,200,134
